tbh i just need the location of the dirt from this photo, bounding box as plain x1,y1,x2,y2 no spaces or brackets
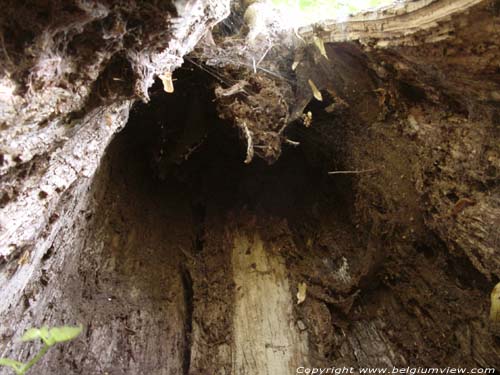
283,39,499,368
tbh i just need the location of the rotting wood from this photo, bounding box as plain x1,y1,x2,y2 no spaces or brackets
0,0,499,373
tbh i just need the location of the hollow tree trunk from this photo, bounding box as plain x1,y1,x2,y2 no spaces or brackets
0,0,499,374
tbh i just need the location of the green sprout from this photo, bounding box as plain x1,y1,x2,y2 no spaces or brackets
0,325,82,375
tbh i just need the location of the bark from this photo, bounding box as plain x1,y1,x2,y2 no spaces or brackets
0,0,499,374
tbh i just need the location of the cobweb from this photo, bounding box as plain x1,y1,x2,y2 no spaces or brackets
186,0,397,164
185,1,306,164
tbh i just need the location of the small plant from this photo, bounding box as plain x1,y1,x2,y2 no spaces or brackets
0,325,82,375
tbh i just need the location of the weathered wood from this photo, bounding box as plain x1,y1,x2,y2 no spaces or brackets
299,0,485,47
231,228,309,374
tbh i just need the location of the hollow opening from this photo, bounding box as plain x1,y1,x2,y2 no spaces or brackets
25,50,496,375
99,62,498,375
109,61,357,226
73,60,368,374
87,61,364,373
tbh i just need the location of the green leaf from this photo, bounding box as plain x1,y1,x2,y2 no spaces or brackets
21,327,51,345
0,358,25,374
20,328,43,342
48,325,83,343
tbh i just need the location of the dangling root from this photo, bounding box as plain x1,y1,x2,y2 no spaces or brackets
238,121,254,164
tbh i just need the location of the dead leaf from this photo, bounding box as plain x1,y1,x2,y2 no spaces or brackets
308,79,323,101
105,114,113,127
18,250,31,266
301,111,312,127
313,36,329,60
297,282,307,304
490,282,500,322
159,72,174,93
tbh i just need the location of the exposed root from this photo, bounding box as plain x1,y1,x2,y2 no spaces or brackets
239,121,254,164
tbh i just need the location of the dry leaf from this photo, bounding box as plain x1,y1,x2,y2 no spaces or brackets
313,36,329,60
297,282,307,304
159,72,174,93
301,111,312,128
308,79,323,101
491,282,500,322
292,60,299,71
18,250,31,266
105,114,113,127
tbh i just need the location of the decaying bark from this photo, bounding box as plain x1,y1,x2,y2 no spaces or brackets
0,0,499,374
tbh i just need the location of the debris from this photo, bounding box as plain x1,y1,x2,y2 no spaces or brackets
214,81,248,97
328,168,377,175
297,282,307,304
324,96,349,113
301,111,312,127
215,74,290,164
17,250,31,266
407,114,418,128
308,79,323,101
449,197,476,217
292,60,299,71
284,139,300,146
